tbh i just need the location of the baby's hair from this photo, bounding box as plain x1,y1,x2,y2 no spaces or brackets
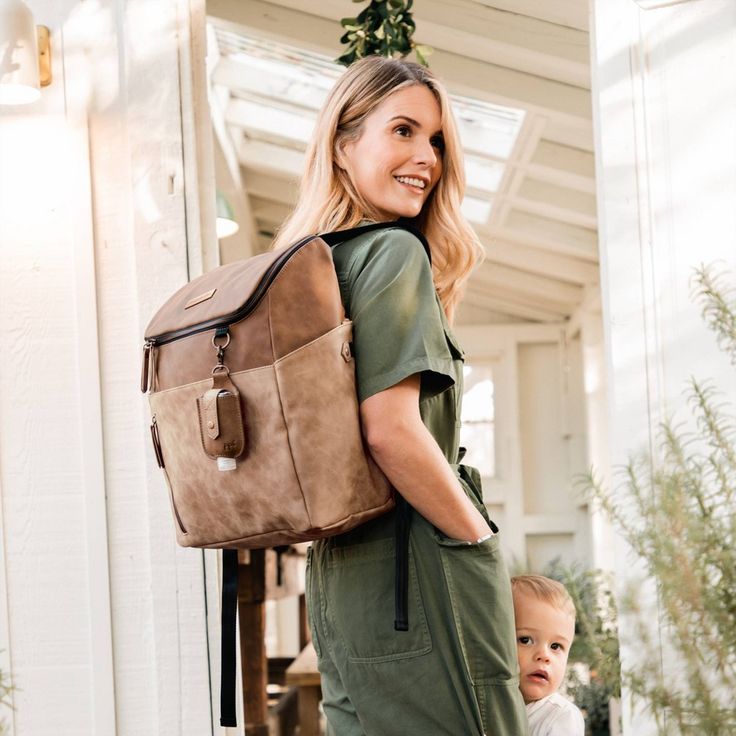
511,575,577,620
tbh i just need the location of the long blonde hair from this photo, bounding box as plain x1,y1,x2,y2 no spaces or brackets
272,55,483,320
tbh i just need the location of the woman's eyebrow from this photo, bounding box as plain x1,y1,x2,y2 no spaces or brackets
388,115,444,137
388,114,421,126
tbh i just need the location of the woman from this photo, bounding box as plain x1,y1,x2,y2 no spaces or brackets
275,55,528,736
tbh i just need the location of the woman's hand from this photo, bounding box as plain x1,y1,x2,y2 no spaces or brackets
360,374,492,543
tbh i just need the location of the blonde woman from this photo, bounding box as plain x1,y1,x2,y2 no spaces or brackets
277,56,527,735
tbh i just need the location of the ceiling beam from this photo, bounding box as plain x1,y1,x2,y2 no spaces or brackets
212,57,324,113
480,236,599,285
540,118,595,152
510,179,597,229
489,211,598,261
237,138,304,179
241,169,299,206
224,93,314,150
456,300,526,325
207,0,592,135
525,140,596,193
475,0,590,33
463,283,568,322
473,261,583,307
261,0,590,88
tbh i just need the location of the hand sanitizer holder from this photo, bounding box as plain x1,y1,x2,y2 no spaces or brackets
196,367,246,471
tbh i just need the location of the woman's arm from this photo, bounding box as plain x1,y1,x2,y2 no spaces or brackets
360,374,492,543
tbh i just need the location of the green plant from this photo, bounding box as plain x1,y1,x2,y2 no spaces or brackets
544,561,621,734
584,264,736,734
0,661,14,734
336,0,432,67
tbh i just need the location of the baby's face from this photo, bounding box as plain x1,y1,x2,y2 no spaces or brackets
513,593,575,704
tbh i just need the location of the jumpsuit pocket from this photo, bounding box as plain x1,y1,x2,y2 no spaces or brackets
433,530,528,734
434,534,518,686
326,537,432,663
305,546,322,658
435,463,498,545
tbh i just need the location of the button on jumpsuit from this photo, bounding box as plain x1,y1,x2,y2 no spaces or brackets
306,227,529,736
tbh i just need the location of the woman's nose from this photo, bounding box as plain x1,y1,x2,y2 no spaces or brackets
413,137,438,168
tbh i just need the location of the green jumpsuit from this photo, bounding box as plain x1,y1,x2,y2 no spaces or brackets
306,226,528,736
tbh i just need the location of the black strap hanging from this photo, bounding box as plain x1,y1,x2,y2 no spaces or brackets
394,494,412,632
220,548,240,727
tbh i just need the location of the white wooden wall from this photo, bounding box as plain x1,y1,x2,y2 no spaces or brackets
0,1,225,733
456,323,592,574
590,0,736,733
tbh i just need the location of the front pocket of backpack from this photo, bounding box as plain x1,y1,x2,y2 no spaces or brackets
326,537,432,663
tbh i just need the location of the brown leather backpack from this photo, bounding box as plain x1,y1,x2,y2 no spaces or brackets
140,221,428,726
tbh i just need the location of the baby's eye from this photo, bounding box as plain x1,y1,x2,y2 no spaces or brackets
551,642,565,651
517,636,531,645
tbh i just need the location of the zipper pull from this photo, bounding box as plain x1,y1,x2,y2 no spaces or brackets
150,415,164,468
141,340,154,393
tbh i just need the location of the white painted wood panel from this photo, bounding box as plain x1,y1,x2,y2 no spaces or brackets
0,2,114,727
0,0,218,733
591,0,736,732
456,324,591,573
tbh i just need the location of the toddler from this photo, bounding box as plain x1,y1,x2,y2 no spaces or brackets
511,575,585,736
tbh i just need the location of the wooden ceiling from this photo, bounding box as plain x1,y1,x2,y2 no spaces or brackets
206,0,598,325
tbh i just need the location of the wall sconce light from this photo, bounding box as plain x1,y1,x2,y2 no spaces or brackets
0,0,52,106
216,191,239,239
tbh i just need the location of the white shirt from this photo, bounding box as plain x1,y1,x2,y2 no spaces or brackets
526,692,585,736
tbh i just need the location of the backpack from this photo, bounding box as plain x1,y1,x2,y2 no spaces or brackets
140,221,429,726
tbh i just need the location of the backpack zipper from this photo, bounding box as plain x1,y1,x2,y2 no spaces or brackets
140,234,317,393
146,234,317,348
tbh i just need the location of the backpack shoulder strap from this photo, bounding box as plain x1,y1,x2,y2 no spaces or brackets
318,220,432,265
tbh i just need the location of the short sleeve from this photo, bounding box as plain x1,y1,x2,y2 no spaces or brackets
341,228,456,404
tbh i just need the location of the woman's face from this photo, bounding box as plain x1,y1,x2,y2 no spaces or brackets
339,84,444,221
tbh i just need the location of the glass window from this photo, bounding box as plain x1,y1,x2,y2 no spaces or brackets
460,363,496,477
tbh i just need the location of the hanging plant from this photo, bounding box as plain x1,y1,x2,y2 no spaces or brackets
336,0,433,67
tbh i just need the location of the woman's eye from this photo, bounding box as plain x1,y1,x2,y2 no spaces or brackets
395,125,411,137
431,135,445,151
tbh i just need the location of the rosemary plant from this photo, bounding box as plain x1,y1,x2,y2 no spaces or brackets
585,264,736,734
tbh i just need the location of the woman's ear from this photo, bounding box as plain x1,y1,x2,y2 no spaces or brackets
334,136,354,173
334,142,348,172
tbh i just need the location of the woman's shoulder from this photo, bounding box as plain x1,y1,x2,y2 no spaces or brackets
333,224,430,280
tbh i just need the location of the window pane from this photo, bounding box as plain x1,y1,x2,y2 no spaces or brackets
460,364,496,477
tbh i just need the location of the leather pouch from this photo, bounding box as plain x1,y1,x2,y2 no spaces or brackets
196,372,246,460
